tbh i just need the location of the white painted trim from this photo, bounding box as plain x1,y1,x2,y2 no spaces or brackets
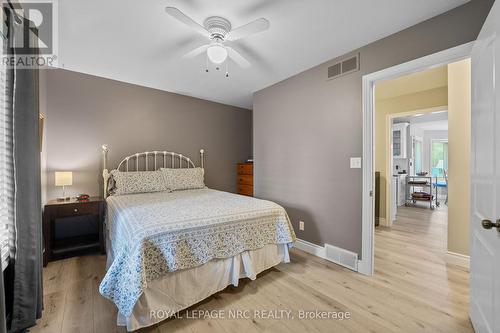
377,217,388,227
294,239,326,259
445,251,470,270
361,41,474,276
361,72,375,276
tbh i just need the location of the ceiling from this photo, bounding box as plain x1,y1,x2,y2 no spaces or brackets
395,111,449,131
376,65,448,100
58,0,467,109
411,119,448,131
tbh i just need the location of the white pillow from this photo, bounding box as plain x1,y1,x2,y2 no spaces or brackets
160,168,205,191
109,170,169,195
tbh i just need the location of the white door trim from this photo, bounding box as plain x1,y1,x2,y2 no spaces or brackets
359,41,474,276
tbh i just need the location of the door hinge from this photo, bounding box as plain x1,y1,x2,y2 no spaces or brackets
369,190,373,197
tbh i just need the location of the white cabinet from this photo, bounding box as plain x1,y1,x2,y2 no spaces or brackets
397,175,406,206
391,174,406,223
392,123,409,158
391,176,397,223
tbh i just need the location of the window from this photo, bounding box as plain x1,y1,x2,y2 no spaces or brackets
431,140,448,178
0,35,15,270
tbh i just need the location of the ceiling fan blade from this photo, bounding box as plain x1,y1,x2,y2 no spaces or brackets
183,44,210,59
165,7,210,38
226,46,251,68
226,18,270,41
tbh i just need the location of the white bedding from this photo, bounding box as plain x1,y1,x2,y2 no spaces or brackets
119,243,290,331
99,189,296,320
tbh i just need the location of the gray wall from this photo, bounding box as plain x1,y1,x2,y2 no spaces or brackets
253,0,492,255
42,69,252,200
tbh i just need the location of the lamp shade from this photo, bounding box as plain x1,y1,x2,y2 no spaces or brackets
55,171,73,186
207,44,228,64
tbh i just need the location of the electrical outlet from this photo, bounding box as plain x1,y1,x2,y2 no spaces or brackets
299,221,305,231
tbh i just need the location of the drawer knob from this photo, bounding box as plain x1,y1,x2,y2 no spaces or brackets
73,208,78,213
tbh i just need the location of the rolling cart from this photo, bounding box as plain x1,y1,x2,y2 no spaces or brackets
405,175,439,210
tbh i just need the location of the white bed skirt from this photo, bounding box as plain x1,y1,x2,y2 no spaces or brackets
114,243,291,331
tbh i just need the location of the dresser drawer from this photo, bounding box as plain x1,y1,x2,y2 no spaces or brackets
237,184,253,196
237,174,253,185
237,164,253,175
57,203,98,217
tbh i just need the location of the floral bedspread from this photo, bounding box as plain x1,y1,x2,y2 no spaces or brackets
99,189,296,317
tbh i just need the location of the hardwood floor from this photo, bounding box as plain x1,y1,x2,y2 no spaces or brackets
32,205,470,333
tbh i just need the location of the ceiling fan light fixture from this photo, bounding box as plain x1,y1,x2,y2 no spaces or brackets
207,44,228,64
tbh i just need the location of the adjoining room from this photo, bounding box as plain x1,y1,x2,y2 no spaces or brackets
373,59,471,299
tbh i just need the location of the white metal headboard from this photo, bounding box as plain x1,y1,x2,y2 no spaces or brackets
101,145,205,197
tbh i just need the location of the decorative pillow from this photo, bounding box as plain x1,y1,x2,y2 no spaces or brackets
109,170,169,195
160,167,205,191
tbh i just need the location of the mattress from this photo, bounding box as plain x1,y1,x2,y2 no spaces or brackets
99,189,296,319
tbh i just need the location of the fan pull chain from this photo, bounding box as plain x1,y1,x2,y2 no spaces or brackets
205,53,209,73
225,60,229,78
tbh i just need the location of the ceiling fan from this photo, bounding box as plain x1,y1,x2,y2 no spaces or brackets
165,7,270,75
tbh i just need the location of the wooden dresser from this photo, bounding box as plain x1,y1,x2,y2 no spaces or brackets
237,162,253,196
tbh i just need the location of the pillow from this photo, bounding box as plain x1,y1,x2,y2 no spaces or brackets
160,167,205,191
109,170,169,195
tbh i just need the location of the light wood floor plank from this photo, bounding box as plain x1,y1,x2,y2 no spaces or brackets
32,205,471,332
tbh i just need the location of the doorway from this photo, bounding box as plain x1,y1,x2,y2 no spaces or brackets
384,110,449,224
359,42,472,276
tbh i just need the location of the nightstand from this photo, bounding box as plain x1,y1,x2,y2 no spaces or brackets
42,197,104,267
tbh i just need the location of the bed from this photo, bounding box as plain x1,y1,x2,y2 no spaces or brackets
97,146,296,331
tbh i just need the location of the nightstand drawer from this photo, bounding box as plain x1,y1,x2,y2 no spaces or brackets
57,203,97,217
237,164,253,175
237,184,253,196
237,174,253,185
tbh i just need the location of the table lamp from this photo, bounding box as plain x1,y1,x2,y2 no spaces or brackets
55,171,72,201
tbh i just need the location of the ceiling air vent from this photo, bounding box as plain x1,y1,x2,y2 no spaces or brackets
327,53,360,80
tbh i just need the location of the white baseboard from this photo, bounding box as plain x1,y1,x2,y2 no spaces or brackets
377,217,389,227
445,251,470,270
294,238,358,272
294,239,326,259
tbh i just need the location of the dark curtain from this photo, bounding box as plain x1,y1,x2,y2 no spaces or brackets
0,263,6,333
5,8,43,333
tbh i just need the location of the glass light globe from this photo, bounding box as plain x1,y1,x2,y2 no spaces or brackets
207,44,228,64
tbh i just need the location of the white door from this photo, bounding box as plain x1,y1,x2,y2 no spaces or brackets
470,1,500,332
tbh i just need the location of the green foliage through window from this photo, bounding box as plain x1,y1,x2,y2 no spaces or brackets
431,141,448,178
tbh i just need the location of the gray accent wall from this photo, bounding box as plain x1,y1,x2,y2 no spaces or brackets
42,69,252,200
253,0,493,256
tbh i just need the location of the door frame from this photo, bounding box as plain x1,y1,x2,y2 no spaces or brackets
410,135,424,180
359,42,473,276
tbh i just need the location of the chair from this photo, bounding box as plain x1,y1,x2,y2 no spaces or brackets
433,169,448,205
